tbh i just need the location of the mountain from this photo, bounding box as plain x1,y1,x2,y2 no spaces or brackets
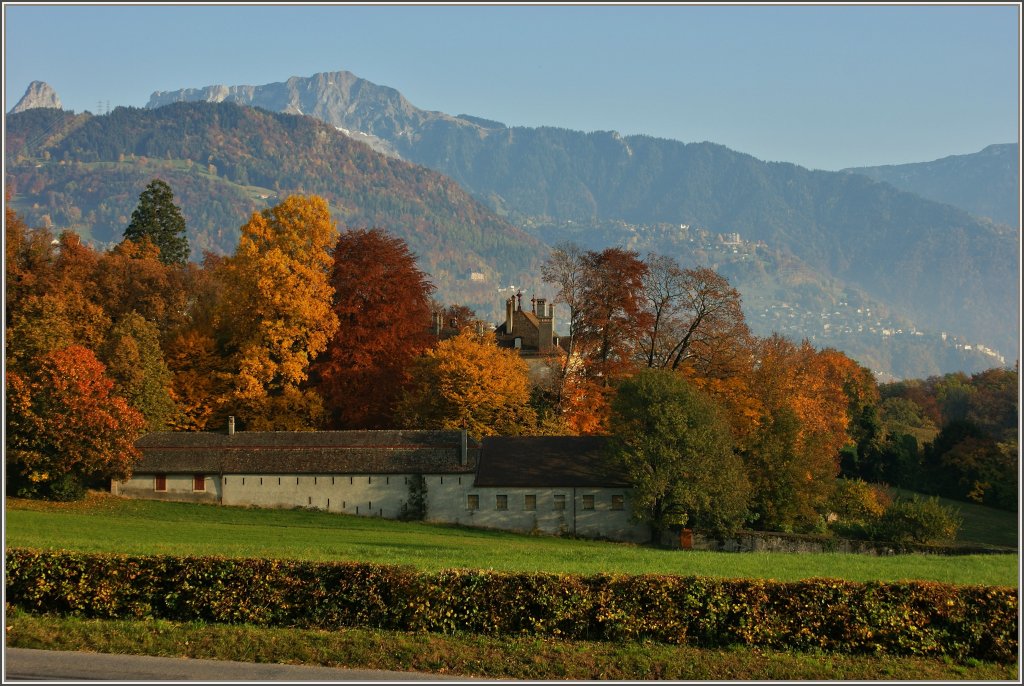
4,102,548,318
9,80,62,114
842,144,1020,229
146,71,1019,370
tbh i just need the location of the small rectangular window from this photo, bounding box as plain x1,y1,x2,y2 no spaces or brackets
582,495,595,510
553,494,566,511
154,475,167,492
467,494,480,511
611,494,625,511
193,475,206,492
524,494,536,511
496,494,508,510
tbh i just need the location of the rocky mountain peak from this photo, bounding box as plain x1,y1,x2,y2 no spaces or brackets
9,81,63,114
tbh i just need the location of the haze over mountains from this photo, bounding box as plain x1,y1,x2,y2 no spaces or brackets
6,72,1020,380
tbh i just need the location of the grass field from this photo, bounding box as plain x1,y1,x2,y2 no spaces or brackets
5,492,1018,587
5,610,1017,681
6,492,1019,680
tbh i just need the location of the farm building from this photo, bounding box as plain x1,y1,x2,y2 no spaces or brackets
114,422,650,544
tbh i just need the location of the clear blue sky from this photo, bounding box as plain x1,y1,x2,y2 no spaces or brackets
3,2,1020,171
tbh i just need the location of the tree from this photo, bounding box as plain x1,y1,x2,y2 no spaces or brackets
99,312,178,431
639,260,751,378
6,345,145,500
315,229,436,428
217,195,339,430
578,247,651,379
540,241,588,381
742,336,862,531
93,238,191,337
396,330,537,437
607,369,750,541
123,179,190,265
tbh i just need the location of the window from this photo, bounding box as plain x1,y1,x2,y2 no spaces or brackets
496,494,508,511
611,494,625,511
193,474,206,492
154,475,167,492
467,494,480,511
553,494,566,511
524,494,537,511
582,495,595,510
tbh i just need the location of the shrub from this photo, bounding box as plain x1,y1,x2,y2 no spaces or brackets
4,548,1015,662
874,495,963,545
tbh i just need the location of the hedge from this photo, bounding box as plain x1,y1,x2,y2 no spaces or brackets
5,548,1017,662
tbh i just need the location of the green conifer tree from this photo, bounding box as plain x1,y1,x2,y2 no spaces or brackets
123,179,190,265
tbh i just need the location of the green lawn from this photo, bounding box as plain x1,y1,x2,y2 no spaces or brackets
5,493,1018,587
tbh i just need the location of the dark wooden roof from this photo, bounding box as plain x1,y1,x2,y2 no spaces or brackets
133,430,477,475
473,436,631,488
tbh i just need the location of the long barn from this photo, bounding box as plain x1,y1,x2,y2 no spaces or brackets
114,422,650,543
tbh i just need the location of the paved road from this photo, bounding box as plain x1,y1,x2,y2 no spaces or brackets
4,648,478,682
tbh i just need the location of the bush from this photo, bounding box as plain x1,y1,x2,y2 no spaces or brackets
874,495,963,545
4,548,1016,662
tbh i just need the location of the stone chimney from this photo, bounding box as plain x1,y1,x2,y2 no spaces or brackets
460,429,468,466
536,298,547,318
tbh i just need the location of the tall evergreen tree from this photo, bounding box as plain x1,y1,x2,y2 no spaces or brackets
123,179,190,265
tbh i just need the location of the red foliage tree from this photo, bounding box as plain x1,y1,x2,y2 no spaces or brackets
6,345,145,498
315,228,436,428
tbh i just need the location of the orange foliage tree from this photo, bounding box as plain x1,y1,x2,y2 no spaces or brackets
6,345,145,499
742,335,865,530
217,195,339,430
314,229,435,429
396,330,537,437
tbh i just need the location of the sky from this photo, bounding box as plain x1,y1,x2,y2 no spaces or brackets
3,2,1020,171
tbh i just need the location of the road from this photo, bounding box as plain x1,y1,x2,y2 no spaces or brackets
4,648,479,682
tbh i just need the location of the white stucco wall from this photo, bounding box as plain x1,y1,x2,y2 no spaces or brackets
426,480,650,544
116,472,650,544
115,473,221,504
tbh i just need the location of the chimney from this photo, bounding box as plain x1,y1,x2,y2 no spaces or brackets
548,303,555,319
228,416,235,435
460,429,468,466
536,298,547,318
505,297,514,333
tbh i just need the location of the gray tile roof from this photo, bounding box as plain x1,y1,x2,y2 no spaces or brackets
132,430,477,475
473,436,631,488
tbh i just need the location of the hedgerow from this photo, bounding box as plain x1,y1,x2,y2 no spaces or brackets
5,548,1016,662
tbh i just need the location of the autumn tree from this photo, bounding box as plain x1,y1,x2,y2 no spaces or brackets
5,231,110,373
541,244,650,432
123,179,190,265
99,312,178,431
217,195,339,430
396,330,537,437
5,202,56,313
607,369,750,541
6,345,145,500
540,241,588,380
742,336,863,531
640,259,752,378
315,229,435,428
578,247,651,378
93,237,191,337
160,252,235,431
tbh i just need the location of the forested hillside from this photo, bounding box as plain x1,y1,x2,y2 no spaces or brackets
5,103,547,317
145,72,1017,363
843,143,1019,229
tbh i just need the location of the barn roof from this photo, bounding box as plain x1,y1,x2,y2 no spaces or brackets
132,430,477,475
473,436,631,488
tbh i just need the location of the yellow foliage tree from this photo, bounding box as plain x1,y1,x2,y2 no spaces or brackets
396,330,537,437
218,195,339,430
